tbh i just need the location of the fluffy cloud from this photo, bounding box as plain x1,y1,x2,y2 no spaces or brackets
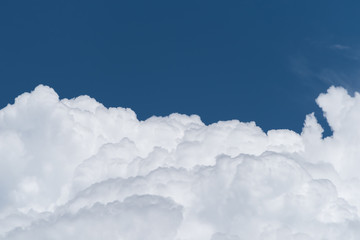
1,85,360,239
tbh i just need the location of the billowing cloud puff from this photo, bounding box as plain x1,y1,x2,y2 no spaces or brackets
1,85,360,239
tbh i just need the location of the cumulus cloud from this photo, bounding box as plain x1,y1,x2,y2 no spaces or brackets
1,85,360,239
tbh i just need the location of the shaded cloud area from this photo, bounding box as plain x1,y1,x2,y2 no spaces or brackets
1,85,360,239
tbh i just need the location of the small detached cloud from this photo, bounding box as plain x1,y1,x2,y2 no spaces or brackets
1,85,360,239
330,44,351,50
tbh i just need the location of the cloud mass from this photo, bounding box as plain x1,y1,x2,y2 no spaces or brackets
1,85,360,239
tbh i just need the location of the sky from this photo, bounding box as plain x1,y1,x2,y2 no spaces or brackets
2,0,360,134
3,2,360,239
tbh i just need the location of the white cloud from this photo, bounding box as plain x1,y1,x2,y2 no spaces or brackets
330,44,350,50
1,85,360,239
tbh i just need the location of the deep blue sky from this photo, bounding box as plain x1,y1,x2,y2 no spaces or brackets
1,0,360,134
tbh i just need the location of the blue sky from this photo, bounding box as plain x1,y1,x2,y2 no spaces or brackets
1,0,359,134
